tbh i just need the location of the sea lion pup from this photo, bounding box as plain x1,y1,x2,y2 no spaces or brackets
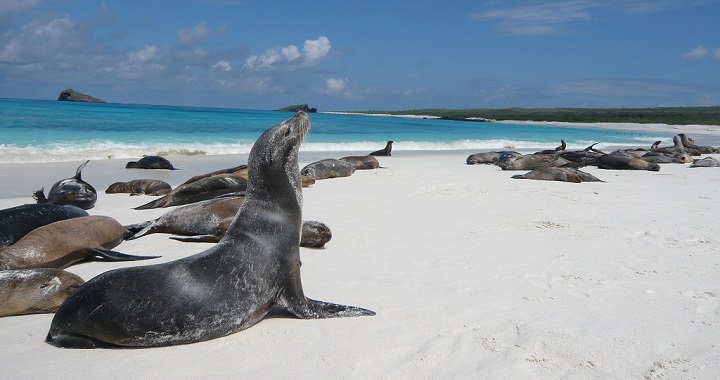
0,269,84,317
47,112,374,349
0,204,89,247
0,215,158,270
105,179,172,196
125,196,332,247
466,151,521,165
33,160,97,210
125,155,176,170
597,153,660,171
369,140,393,156
339,155,380,170
678,133,720,154
511,167,602,183
301,158,356,180
134,173,247,210
689,157,720,167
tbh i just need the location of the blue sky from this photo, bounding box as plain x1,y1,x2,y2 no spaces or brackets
1,0,719,110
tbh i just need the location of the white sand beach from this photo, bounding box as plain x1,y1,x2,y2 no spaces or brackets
2,127,720,378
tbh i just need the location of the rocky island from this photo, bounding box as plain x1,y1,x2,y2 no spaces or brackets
276,104,317,113
57,89,105,103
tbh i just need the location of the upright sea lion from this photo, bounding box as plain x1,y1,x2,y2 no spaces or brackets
134,173,247,210
0,204,88,247
678,133,719,154
0,269,84,317
0,215,158,270
105,179,172,196
47,111,374,349
125,156,176,170
301,158,356,180
369,141,393,156
339,155,380,170
33,160,97,210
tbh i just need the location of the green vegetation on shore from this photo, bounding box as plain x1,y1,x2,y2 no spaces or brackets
353,107,720,125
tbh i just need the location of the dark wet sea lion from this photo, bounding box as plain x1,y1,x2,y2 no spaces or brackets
369,141,393,156
180,165,248,186
597,153,660,171
125,156,176,170
33,160,97,210
339,155,380,170
105,179,172,196
0,215,158,270
300,221,332,248
301,158,356,180
466,151,522,165
47,111,374,349
0,204,88,247
134,173,248,210
0,268,84,317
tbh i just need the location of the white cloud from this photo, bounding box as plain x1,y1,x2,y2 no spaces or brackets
177,22,210,45
470,1,596,35
127,45,158,63
683,46,708,60
244,36,331,70
212,60,232,72
0,14,78,63
321,78,347,95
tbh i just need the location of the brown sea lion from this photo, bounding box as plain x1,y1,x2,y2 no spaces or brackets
597,153,660,171
105,179,172,196
0,268,84,317
339,155,380,170
512,167,602,183
134,173,248,210
0,215,158,270
498,154,573,171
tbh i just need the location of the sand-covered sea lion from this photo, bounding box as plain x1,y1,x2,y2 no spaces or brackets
33,161,97,210
105,179,172,196
369,141,393,156
0,204,89,247
511,167,602,183
498,154,573,171
339,155,380,170
0,268,84,317
47,111,374,349
689,157,720,167
125,156,176,170
0,215,157,270
301,159,356,180
134,173,247,210
466,151,522,165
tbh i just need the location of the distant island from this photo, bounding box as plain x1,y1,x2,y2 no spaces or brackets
57,89,105,103
348,107,720,126
276,104,317,113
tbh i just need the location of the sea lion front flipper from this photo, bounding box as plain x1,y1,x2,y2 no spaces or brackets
169,234,221,243
284,297,375,319
82,248,160,262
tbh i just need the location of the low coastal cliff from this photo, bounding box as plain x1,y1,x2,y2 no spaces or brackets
58,89,105,103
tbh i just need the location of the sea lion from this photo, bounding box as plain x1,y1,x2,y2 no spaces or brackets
0,204,89,247
125,196,331,247
125,156,176,170
339,155,380,170
497,154,573,171
105,179,172,196
597,153,660,171
134,173,247,210
678,133,719,154
511,167,602,183
689,157,720,167
180,165,248,186
0,269,84,317
33,160,97,210
369,141,393,156
466,151,522,165
47,111,374,349
536,139,567,154
301,159,356,180
0,215,158,270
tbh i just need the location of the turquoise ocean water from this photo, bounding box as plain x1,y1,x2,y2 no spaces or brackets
0,98,670,163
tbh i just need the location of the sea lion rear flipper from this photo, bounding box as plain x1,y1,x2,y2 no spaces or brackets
170,234,222,243
82,248,160,262
284,297,375,319
46,331,115,349
123,221,154,239
74,160,90,180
